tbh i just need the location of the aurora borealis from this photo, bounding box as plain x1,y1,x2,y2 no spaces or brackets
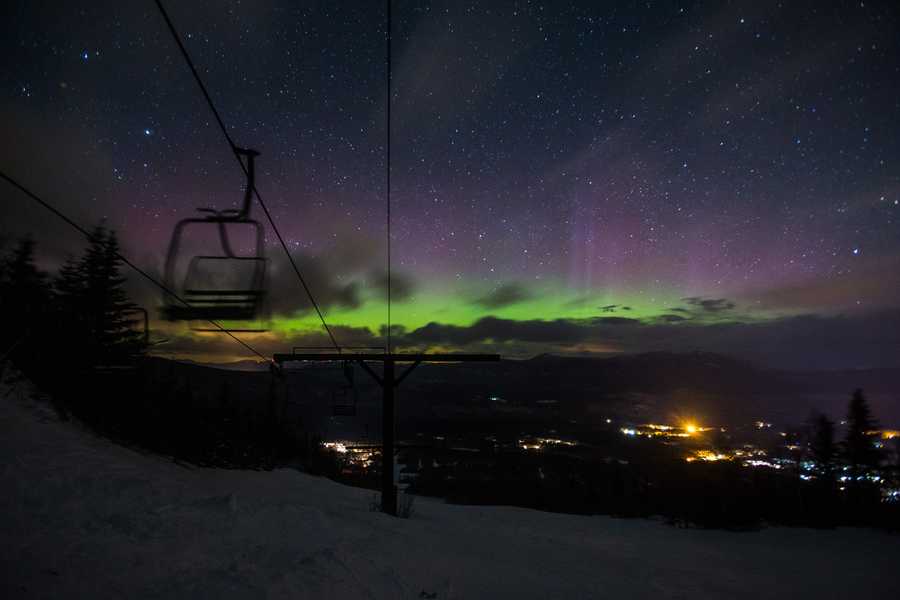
2,1,899,368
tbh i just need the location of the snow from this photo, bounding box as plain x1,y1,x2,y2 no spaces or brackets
2,372,898,599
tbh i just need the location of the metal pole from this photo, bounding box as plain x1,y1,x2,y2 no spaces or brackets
272,352,499,517
381,359,397,515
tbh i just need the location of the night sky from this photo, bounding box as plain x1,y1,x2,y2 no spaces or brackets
2,1,899,368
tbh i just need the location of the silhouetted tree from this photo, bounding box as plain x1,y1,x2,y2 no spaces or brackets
52,254,89,368
54,225,145,366
844,389,880,476
810,412,837,481
0,236,51,367
804,411,839,525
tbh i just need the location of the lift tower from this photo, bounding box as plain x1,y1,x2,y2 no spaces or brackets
273,351,500,516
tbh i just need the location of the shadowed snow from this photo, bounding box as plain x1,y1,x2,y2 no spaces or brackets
1,371,898,599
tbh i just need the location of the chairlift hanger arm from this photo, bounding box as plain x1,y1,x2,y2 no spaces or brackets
154,0,340,351
394,360,421,388
355,360,383,386
234,147,259,220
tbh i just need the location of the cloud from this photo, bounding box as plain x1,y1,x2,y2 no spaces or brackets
655,314,689,323
392,310,900,370
595,317,639,326
153,323,385,362
368,269,416,303
153,306,900,371
405,316,592,346
264,251,363,316
378,324,407,339
163,234,419,319
683,297,736,313
475,282,532,309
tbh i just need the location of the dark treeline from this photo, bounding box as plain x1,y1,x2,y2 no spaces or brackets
0,227,142,371
0,230,315,470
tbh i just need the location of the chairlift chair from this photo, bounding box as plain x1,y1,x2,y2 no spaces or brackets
331,360,358,417
161,147,268,330
284,347,382,416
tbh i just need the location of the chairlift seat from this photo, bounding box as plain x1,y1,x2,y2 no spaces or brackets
162,247,266,324
160,147,268,331
332,383,358,417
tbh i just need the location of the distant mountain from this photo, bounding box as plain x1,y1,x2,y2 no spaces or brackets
158,351,900,427
525,350,774,393
408,351,900,426
178,359,271,372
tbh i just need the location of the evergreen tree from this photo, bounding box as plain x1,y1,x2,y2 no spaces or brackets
53,225,145,366
0,236,50,360
844,389,880,477
53,255,88,352
99,228,143,358
810,412,836,481
55,255,85,304
803,411,839,526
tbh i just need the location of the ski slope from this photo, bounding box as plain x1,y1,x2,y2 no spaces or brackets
2,372,898,599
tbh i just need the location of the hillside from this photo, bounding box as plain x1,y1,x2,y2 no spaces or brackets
189,351,900,426
2,370,898,599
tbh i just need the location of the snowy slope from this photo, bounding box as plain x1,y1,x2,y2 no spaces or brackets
1,373,898,599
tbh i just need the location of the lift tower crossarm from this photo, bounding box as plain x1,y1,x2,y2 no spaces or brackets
273,352,500,516
274,352,499,363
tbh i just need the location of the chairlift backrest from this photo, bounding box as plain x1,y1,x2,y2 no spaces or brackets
160,148,268,328
332,361,358,416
